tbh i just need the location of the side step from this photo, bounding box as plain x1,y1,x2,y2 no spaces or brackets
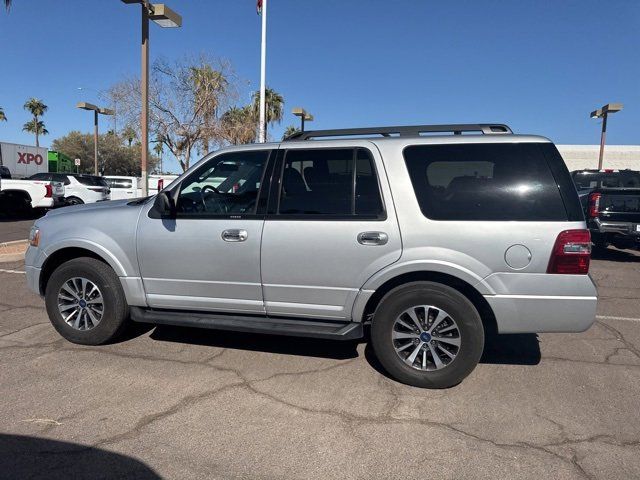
130,307,364,341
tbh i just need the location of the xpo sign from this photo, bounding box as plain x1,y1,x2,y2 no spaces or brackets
0,142,48,177
17,152,44,165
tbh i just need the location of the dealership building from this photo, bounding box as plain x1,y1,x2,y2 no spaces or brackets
557,145,640,171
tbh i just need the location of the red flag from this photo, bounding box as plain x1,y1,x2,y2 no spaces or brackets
256,0,262,15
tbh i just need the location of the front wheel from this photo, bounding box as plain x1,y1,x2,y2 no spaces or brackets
371,282,484,388
45,257,129,345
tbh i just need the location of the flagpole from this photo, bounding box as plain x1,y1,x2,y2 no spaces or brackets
258,0,267,143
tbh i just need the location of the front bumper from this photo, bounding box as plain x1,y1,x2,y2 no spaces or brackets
24,246,46,296
25,265,42,296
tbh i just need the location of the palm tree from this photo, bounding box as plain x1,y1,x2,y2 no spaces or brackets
153,138,164,173
122,125,137,146
251,87,284,139
220,106,256,145
23,98,48,147
282,125,300,140
22,119,49,141
0,107,6,122
190,64,229,154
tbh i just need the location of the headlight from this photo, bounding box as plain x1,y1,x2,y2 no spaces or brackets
29,227,40,247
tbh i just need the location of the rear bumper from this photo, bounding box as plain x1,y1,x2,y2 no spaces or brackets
481,272,598,333
590,218,640,237
485,294,597,333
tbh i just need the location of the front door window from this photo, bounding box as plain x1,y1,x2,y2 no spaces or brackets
177,151,269,216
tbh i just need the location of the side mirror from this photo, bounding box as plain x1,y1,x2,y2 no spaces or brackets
153,190,176,218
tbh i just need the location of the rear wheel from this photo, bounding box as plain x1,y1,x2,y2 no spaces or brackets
45,257,129,345
371,281,484,388
66,197,84,206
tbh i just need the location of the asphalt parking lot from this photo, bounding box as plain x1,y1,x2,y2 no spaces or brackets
1,246,640,479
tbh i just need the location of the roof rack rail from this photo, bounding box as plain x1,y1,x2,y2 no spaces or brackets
284,123,512,141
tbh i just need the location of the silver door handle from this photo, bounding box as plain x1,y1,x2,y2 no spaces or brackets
222,229,248,242
357,231,388,246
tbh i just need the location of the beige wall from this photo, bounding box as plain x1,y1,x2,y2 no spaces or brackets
556,145,640,171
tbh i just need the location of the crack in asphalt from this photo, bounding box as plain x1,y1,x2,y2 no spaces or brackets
596,320,640,359
2,302,640,478
0,322,49,339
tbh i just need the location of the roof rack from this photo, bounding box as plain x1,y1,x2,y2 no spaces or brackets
284,123,512,141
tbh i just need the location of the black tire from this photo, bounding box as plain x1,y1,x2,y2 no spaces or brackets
66,197,84,206
370,281,484,388
45,257,129,345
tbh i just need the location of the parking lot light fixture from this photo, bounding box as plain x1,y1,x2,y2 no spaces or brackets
590,103,624,169
76,102,114,175
292,107,314,132
121,0,182,196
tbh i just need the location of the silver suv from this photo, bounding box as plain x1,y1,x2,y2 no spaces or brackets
25,124,597,388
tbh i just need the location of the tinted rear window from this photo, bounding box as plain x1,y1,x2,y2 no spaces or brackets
403,143,568,221
75,175,108,187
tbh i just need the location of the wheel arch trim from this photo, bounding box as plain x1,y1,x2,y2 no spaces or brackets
42,239,127,277
351,261,497,328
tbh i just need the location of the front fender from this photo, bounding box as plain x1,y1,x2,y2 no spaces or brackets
42,238,131,277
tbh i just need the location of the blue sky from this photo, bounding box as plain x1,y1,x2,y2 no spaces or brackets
1,0,638,173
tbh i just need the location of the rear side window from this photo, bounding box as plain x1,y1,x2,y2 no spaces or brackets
107,178,133,189
52,174,70,185
404,143,568,221
278,148,384,217
76,175,108,187
29,173,51,181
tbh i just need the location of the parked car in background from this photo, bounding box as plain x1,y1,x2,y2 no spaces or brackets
571,169,640,251
0,165,11,179
0,168,65,216
28,173,110,205
104,174,178,200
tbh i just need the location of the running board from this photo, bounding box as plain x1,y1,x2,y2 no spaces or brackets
130,307,363,341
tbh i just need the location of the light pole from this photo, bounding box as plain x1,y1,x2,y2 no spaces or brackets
258,0,268,143
76,102,114,175
590,103,623,170
292,107,313,132
121,1,182,196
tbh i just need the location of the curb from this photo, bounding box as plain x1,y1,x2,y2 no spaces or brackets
0,239,28,264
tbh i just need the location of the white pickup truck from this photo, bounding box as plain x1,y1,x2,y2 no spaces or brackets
0,176,65,216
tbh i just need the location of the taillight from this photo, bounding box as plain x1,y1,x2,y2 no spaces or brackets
588,192,601,218
45,184,53,198
158,179,164,190
547,229,591,274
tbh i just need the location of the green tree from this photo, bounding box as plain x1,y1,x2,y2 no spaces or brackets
52,131,158,176
22,119,48,143
220,106,256,145
251,87,284,139
282,125,300,140
0,107,6,122
23,98,48,147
